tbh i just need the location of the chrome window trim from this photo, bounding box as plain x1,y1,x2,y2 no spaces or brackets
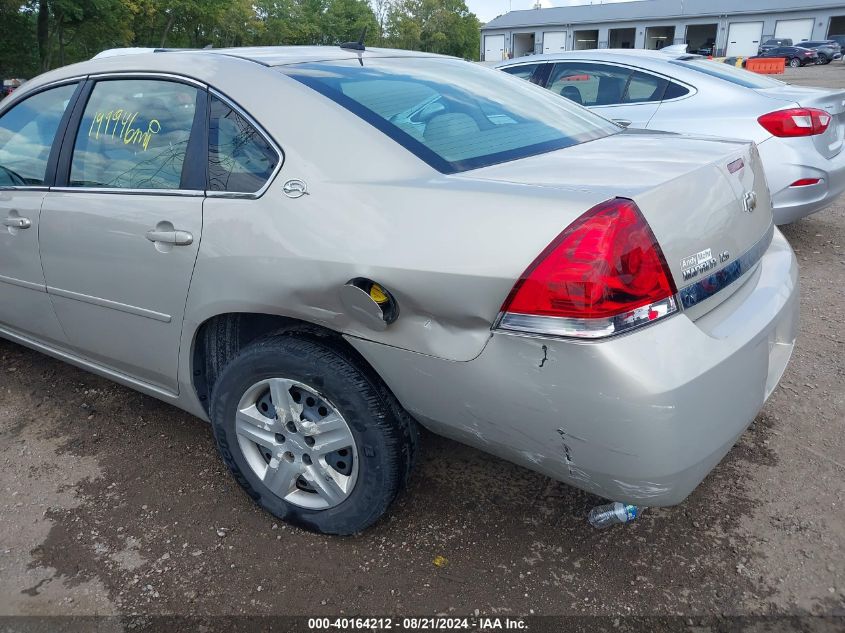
0,75,87,117
205,87,285,200
86,71,206,89
49,187,204,197
0,186,50,192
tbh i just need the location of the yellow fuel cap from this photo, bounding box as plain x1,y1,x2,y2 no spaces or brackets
369,283,389,304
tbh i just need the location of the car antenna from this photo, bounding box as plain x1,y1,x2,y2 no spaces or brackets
340,27,367,52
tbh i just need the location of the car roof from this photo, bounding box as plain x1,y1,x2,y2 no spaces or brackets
92,45,449,67
494,48,705,72
6,45,461,104
494,49,700,69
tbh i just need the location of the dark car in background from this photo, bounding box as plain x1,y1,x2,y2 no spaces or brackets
827,34,845,49
694,38,716,56
757,45,818,67
759,38,793,53
798,40,842,63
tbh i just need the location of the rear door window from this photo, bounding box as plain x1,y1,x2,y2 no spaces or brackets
663,81,690,100
547,63,634,106
500,63,542,82
208,95,279,194
69,79,200,190
548,63,670,106
0,83,77,186
671,59,785,89
625,71,669,103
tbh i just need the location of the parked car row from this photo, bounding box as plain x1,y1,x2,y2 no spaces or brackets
756,45,819,67
497,49,845,225
0,45,808,534
757,38,843,65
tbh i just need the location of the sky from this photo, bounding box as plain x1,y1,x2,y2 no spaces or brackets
465,0,639,24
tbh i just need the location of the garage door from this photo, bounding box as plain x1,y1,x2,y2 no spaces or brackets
484,34,506,61
543,31,567,53
726,21,763,57
775,18,814,45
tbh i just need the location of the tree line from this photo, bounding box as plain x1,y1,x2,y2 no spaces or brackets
0,0,481,78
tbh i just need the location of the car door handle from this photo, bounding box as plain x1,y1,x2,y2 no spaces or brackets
3,216,31,229
613,119,632,128
145,229,193,246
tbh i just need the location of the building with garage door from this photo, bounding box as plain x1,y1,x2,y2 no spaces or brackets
480,0,845,61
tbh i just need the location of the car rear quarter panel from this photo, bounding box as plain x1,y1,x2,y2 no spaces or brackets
178,60,624,372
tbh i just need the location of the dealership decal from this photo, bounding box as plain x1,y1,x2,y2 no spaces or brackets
681,248,718,281
88,108,161,151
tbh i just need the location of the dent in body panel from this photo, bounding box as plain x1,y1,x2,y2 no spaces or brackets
188,167,610,362
347,248,796,507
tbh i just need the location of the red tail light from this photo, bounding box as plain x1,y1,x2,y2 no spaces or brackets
497,198,678,339
758,108,832,137
790,178,822,187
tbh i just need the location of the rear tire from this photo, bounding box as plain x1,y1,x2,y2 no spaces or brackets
789,57,801,68
210,333,418,535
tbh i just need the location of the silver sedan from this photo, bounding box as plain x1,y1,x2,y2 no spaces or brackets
496,49,845,225
0,47,797,534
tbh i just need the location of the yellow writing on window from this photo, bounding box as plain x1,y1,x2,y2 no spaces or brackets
87,108,161,151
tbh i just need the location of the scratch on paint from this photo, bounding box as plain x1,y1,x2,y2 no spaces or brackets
557,428,574,475
539,345,548,368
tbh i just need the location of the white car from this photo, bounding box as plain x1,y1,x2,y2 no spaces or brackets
496,49,845,225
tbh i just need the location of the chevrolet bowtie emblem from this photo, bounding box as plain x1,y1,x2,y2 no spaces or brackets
742,191,757,213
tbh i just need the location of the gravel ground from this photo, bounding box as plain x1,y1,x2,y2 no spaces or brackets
0,62,843,629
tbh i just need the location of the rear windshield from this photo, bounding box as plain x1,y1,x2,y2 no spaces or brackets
671,59,785,89
279,57,619,173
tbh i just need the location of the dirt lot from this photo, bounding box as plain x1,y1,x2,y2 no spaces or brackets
1,63,844,629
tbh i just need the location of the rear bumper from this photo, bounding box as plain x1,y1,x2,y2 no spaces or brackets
758,135,845,224
349,229,799,506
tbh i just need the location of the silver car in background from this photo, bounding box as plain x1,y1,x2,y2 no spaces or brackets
0,47,798,534
496,49,845,225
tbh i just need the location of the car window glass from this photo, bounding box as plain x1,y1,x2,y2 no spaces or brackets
70,79,199,189
208,96,278,193
500,63,541,81
282,57,619,174
547,63,633,107
663,82,690,100
624,71,668,103
0,83,77,186
672,59,784,89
